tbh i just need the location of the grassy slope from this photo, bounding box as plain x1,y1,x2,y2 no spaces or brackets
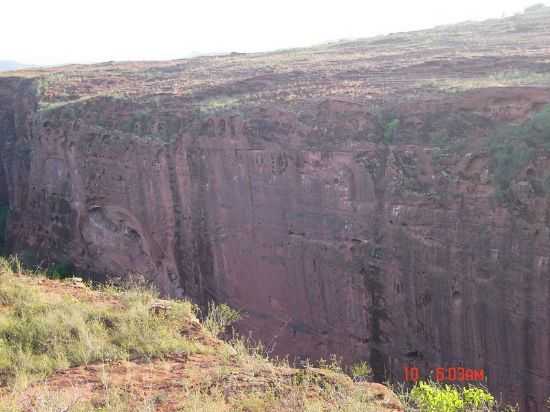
2,6,549,115
0,257,402,412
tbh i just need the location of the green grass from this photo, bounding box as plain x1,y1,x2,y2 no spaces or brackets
0,256,204,389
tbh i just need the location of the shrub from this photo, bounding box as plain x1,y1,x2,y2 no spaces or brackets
462,386,496,410
489,132,534,190
349,361,373,381
384,118,400,144
411,381,464,412
409,381,495,412
488,105,550,199
203,301,241,338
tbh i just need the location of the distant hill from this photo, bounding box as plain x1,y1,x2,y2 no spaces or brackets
0,60,32,72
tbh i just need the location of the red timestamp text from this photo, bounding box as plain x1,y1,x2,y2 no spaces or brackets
403,366,485,383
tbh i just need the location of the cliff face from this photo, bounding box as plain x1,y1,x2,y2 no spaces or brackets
0,77,33,253
2,8,550,411
3,85,550,410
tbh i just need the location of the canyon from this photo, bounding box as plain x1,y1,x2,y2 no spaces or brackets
1,7,550,410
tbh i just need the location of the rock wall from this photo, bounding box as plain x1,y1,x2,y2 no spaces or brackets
0,77,30,252
2,82,550,410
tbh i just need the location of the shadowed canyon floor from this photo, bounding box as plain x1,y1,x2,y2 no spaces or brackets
1,6,550,411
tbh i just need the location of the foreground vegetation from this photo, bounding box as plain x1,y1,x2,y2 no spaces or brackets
0,256,403,411
0,266,202,390
0,256,522,411
393,381,520,412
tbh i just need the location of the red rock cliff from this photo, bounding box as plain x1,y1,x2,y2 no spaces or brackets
2,8,550,411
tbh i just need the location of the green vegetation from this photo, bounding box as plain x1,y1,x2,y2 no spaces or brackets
349,361,373,381
0,256,203,389
200,96,244,114
384,118,400,144
489,105,550,200
391,380,519,412
178,369,388,412
410,381,494,412
430,130,467,166
317,354,344,374
202,301,241,338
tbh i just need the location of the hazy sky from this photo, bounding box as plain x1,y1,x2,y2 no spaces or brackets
3,0,549,66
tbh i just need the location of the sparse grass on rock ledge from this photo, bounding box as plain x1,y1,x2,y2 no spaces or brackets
0,256,205,389
0,256,403,412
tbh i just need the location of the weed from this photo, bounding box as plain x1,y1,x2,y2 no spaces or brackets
392,380,518,412
202,301,241,338
318,354,344,374
349,361,373,382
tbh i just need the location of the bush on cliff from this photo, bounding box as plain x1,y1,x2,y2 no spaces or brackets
202,301,241,338
489,104,550,200
350,361,373,382
384,118,400,144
